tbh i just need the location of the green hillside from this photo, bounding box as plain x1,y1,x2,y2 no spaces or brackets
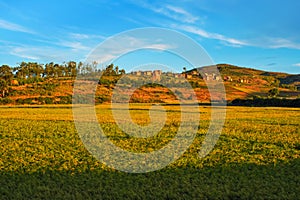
0,62,299,105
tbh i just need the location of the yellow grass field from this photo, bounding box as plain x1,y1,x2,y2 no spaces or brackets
0,105,299,199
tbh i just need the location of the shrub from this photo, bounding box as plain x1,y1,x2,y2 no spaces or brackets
0,97,13,105
45,97,54,104
58,96,72,104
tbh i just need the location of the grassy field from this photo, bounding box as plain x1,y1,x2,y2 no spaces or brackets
0,105,299,199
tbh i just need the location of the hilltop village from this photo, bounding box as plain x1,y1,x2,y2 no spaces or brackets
130,69,252,84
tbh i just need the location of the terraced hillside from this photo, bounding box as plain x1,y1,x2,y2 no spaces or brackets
1,64,299,105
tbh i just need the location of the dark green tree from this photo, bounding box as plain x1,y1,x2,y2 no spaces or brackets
19,62,29,78
45,62,55,77
119,69,125,75
68,61,77,77
92,61,98,73
115,66,119,75
268,88,279,97
53,64,63,77
0,65,13,82
77,61,83,74
104,64,114,75
34,63,44,78
0,79,8,97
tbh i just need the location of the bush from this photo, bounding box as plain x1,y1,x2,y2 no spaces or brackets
268,88,279,97
0,97,14,105
23,98,33,104
16,98,33,105
280,84,297,90
58,96,72,104
37,97,45,104
45,97,53,104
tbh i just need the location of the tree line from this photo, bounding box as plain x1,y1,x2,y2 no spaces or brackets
0,61,125,98
0,61,125,81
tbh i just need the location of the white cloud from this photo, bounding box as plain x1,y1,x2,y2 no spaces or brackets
265,37,300,50
178,25,300,50
86,36,175,64
173,24,248,47
0,19,34,34
1,30,107,63
70,33,90,39
69,33,106,40
131,1,199,24
6,43,91,63
145,43,174,50
60,41,90,51
155,5,199,23
10,47,40,60
293,63,300,67
131,2,300,51
238,37,300,50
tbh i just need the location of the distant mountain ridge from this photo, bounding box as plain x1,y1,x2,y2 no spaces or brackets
193,63,300,88
0,63,299,105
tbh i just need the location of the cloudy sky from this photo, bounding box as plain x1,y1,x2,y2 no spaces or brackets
0,0,300,73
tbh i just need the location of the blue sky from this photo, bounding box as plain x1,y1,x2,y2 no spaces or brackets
0,0,300,73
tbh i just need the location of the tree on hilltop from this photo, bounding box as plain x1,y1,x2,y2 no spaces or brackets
0,79,8,98
0,65,13,82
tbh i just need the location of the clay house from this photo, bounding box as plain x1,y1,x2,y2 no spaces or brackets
173,73,182,78
11,79,19,85
203,73,210,80
223,76,233,82
131,71,142,76
215,76,221,81
238,79,249,83
136,71,142,76
142,71,152,76
153,70,162,81
185,74,192,79
191,70,198,76
165,72,173,77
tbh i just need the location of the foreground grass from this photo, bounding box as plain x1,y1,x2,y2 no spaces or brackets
0,105,299,199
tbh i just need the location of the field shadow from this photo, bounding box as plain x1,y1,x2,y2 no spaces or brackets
0,159,299,199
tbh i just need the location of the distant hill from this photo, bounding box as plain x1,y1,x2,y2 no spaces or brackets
185,64,300,101
0,63,299,105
